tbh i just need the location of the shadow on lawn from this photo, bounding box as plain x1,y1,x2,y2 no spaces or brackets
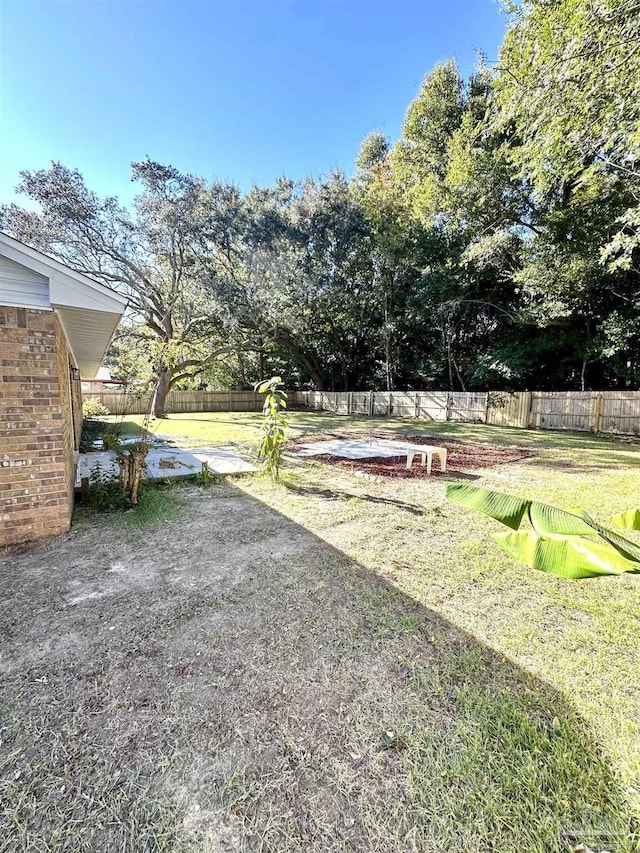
0,482,637,852
143,415,251,426
284,482,426,515
288,411,640,455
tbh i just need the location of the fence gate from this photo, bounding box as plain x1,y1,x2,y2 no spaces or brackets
447,392,488,422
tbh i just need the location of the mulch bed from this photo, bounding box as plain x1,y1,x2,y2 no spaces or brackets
288,430,534,478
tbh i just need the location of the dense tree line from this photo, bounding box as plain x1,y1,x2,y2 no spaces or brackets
2,0,639,415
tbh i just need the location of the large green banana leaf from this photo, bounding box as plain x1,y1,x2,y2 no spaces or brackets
493,532,636,579
611,508,640,531
446,482,640,577
527,502,593,537
446,483,592,535
445,483,530,529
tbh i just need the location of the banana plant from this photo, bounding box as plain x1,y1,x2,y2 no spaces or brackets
445,483,640,579
256,376,288,481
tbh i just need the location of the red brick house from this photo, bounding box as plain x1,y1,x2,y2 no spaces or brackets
0,232,127,546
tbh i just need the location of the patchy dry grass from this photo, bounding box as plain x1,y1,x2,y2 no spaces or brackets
2,412,639,851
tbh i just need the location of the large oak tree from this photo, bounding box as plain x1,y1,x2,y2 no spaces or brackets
1,160,256,416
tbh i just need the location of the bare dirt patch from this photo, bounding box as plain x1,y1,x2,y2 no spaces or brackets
0,485,457,851
0,480,634,852
288,430,534,478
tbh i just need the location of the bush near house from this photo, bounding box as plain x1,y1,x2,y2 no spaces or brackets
83,397,110,418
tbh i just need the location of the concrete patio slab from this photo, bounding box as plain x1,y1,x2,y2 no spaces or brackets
192,446,258,474
293,438,422,460
75,444,256,487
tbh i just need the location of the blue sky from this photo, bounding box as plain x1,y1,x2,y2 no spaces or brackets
0,0,506,207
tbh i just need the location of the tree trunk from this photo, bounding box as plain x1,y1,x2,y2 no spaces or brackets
451,352,466,391
580,358,588,391
118,442,149,504
274,334,325,389
384,286,393,391
151,368,172,418
444,328,454,391
128,443,148,504
236,348,247,387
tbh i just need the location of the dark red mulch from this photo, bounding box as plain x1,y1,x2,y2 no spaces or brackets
288,430,534,478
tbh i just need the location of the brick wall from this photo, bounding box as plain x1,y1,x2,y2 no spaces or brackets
0,307,78,545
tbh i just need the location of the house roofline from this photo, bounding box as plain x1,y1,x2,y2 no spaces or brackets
0,231,128,310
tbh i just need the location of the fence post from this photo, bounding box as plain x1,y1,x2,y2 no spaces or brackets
446,392,452,421
388,392,393,417
597,392,604,434
591,392,604,434
369,391,374,417
414,392,419,419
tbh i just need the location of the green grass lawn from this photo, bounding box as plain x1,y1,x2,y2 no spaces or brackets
92,410,640,847
113,408,640,456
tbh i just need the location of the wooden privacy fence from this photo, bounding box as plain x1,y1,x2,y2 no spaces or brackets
85,386,640,435
294,390,640,436
85,389,264,415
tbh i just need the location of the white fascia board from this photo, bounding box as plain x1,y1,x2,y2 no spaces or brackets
0,301,53,311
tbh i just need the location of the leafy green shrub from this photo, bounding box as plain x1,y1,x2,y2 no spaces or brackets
256,376,288,481
83,460,130,512
83,397,110,418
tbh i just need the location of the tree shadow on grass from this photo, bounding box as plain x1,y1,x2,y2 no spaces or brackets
146,413,261,430
526,456,633,473
0,483,637,852
284,482,426,515
292,411,640,455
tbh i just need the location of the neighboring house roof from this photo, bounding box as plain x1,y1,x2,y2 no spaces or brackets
0,232,127,379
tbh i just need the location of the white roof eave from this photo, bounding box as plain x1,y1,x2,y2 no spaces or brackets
55,305,123,379
0,232,127,379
